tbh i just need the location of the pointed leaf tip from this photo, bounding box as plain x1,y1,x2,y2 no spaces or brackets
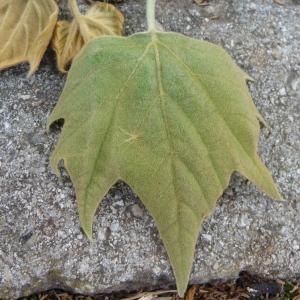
81,220,93,240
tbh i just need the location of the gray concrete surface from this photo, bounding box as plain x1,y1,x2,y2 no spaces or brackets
0,0,299,298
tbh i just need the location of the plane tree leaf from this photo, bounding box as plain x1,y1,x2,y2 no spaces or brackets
48,32,281,296
52,20,84,73
52,1,124,73
0,0,58,76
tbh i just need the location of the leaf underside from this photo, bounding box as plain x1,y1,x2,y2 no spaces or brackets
48,32,281,296
52,2,124,73
0,0,58,76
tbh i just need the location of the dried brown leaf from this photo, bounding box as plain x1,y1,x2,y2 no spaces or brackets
184,286,197,300
52,20,84,73
0,0,58,76
52,1,124,73
121,290,177,300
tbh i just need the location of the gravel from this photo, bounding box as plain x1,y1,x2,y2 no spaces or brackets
0,0,299,299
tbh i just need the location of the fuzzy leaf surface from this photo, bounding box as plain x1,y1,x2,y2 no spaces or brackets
52,2,124,72
48,32,281,296
0,0,58,75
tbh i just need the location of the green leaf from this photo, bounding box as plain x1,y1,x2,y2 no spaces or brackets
48,31,281,296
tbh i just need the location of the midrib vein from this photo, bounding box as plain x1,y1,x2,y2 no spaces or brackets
152,33,185,238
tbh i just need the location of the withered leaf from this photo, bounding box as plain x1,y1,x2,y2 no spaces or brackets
0,0,58,76
52,1,124,73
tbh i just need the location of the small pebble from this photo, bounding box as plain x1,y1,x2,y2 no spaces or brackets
279,88,286,96
131,204,144,218
20,95,31,100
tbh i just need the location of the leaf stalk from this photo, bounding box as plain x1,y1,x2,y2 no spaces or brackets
68,0,82,19
147,0,157,31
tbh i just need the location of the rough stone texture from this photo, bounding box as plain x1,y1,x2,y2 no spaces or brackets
0,0,299,299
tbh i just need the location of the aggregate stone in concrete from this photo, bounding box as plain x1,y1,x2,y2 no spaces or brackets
0,0,299,299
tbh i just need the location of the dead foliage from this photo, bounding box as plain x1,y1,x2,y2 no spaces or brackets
18,273,300,300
